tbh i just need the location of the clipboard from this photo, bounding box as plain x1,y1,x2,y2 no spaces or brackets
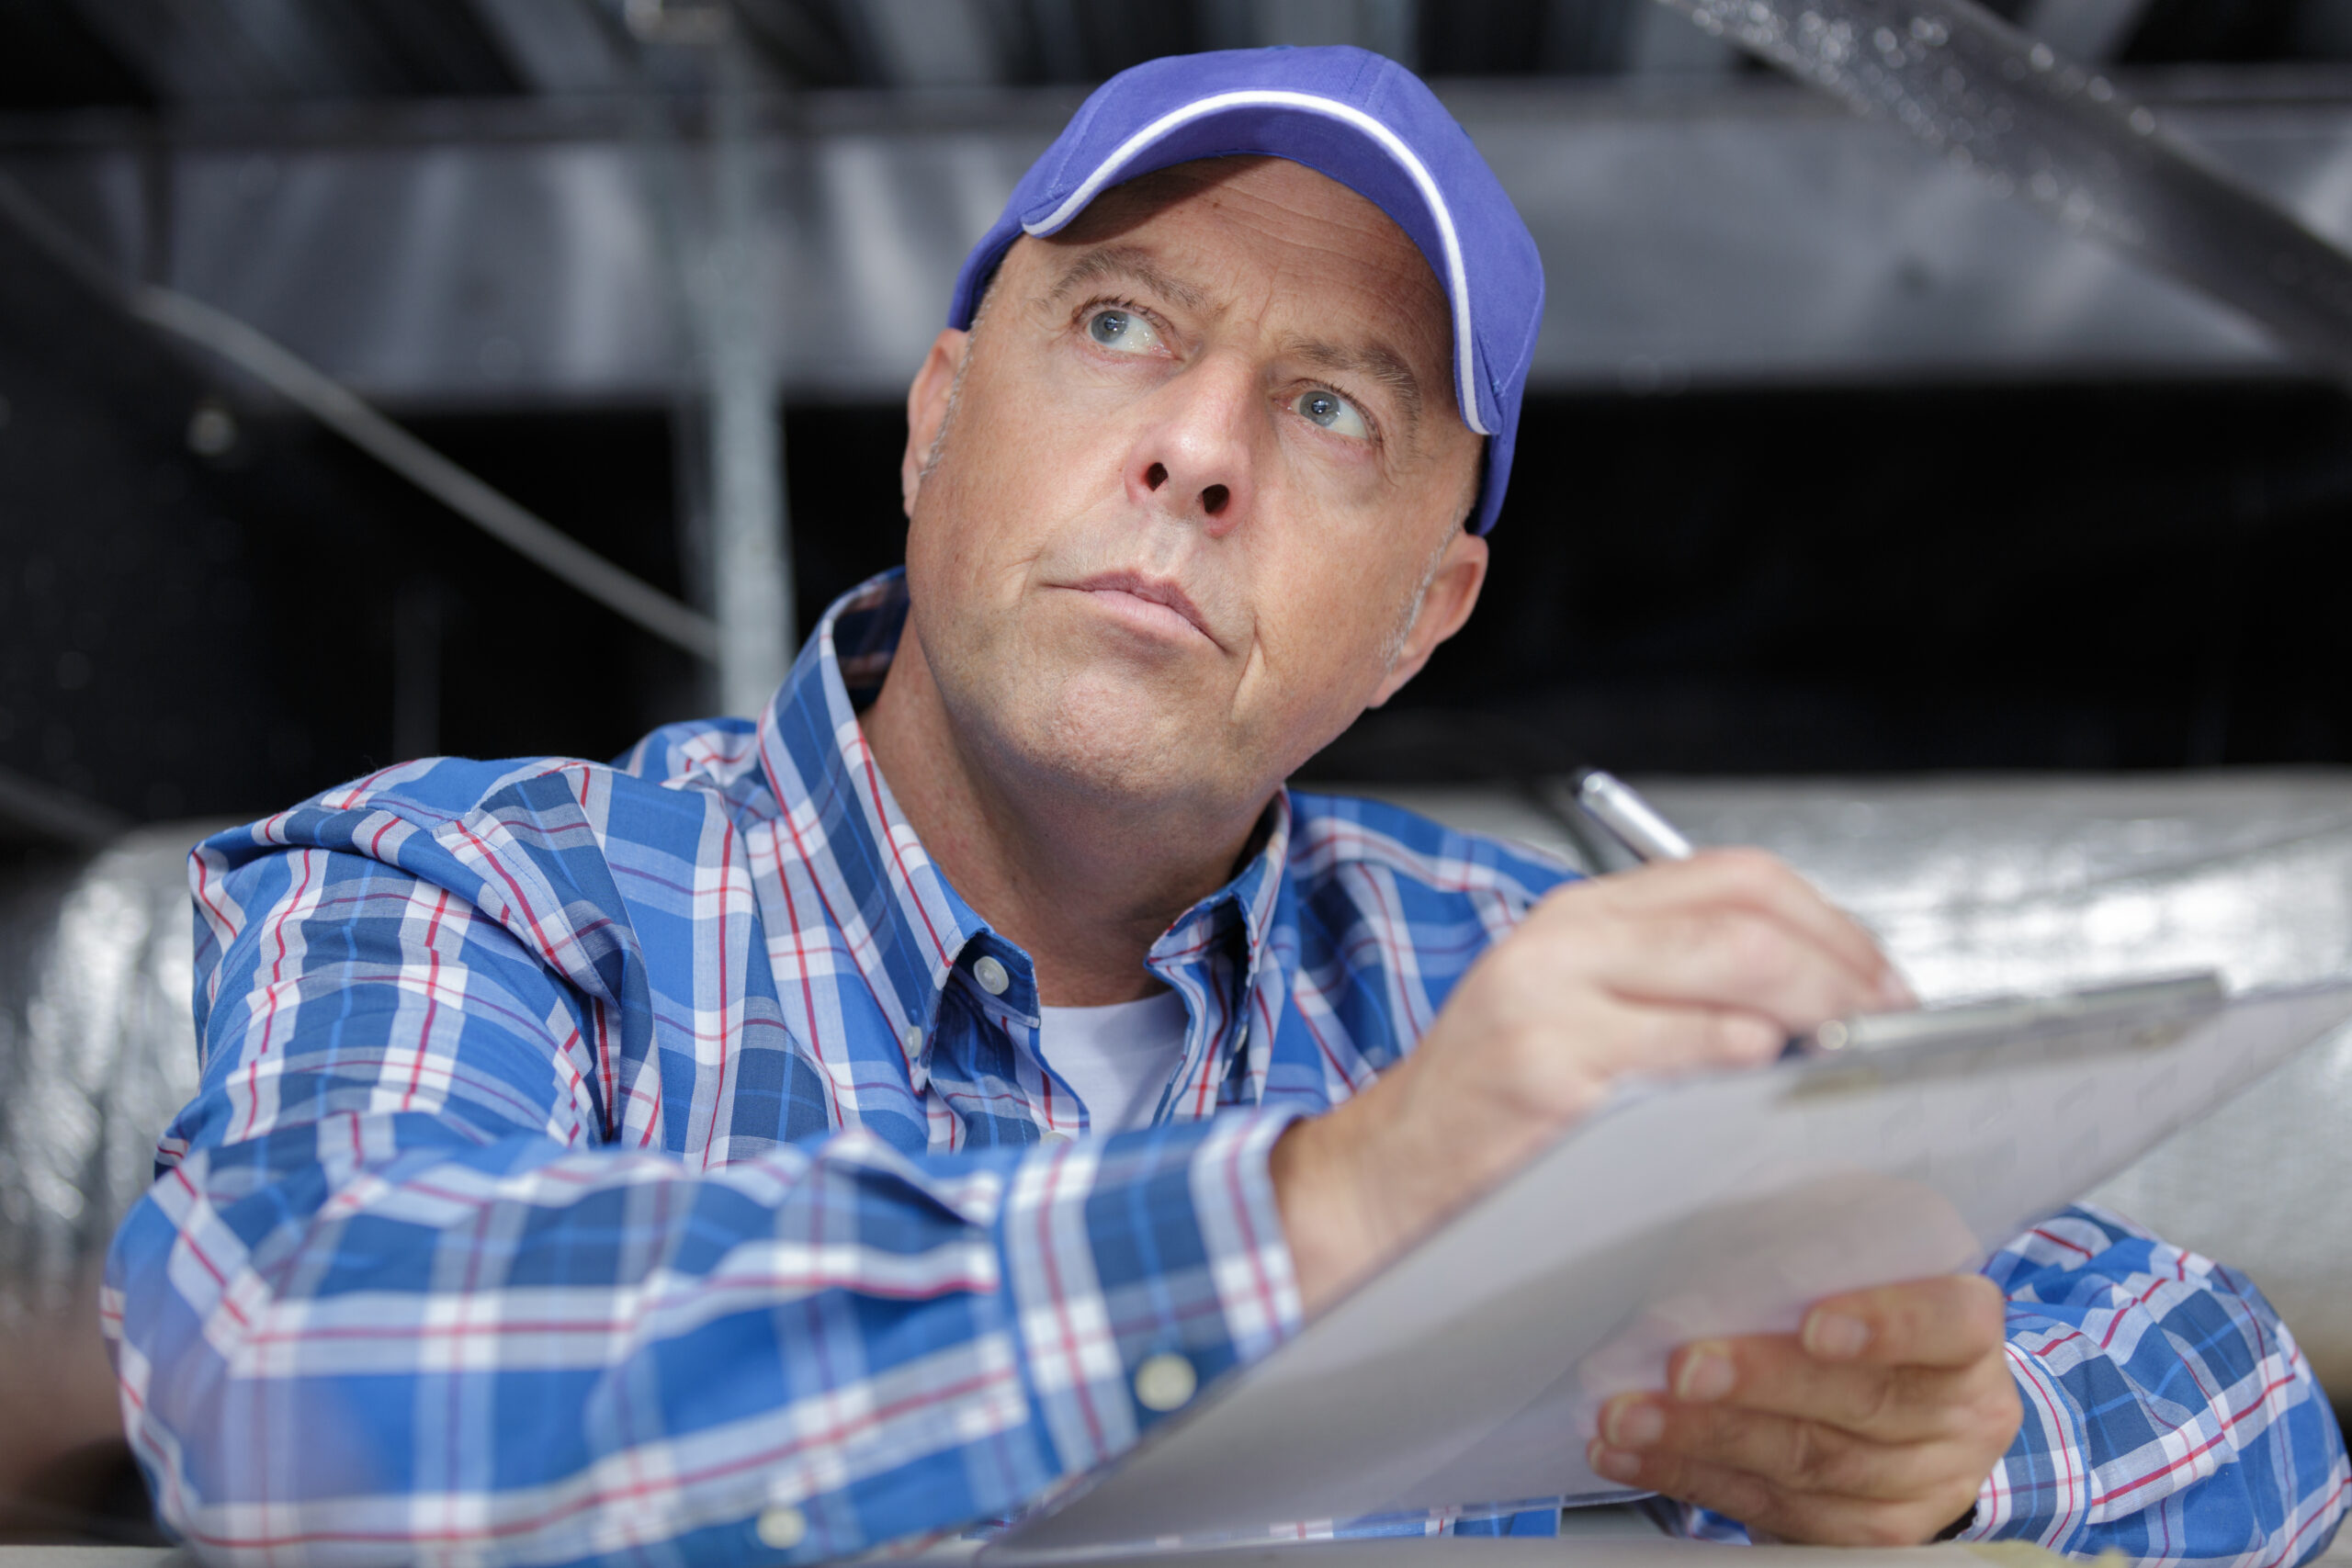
987,974,2352,1562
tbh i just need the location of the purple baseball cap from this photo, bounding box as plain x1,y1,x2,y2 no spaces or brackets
947,45,1544,536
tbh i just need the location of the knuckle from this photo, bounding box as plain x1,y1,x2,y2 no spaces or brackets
1720,914,1796,989
1851,1368,1903,1431
1781,1423,1827,1487
1705,1465,1781,1530
1786,1422,1856,1492
1707,845,1791,892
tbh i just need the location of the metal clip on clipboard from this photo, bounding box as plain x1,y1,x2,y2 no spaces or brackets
1789,972,2228,1100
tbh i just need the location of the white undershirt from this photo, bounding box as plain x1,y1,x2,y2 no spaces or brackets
1036,988,1192,1133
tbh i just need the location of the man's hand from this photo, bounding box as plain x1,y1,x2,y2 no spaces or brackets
1272,849,1913,1308
1587,1276,2024,1546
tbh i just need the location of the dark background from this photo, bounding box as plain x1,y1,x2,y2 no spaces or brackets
8,0,2352,837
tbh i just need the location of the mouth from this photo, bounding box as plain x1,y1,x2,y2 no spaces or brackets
1062,570,1219,649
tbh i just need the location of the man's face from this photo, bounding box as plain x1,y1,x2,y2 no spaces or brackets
898,155,1487,823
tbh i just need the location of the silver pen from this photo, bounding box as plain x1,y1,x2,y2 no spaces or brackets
1569,768,1842,1056
1570,768,1694,863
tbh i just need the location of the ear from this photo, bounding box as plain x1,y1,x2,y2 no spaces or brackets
900,327,971,520
1368,529,1488,708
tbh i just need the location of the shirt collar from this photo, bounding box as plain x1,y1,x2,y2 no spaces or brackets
756,569,1293,1079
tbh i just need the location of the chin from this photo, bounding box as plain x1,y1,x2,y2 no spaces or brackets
1010,673,1244,808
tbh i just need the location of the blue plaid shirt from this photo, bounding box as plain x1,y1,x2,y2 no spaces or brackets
107,570,2346,1566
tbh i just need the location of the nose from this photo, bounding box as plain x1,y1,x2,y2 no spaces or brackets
1124,351,1257,536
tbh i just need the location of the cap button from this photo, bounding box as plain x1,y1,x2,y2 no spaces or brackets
973,954,1011,996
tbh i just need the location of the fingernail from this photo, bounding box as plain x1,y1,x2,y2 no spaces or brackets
1675,1345,1735,1403
1804,1310,1871,1359
1604,1398,1666,1448
1588,1440,1643,1483
1879,969,1918,1010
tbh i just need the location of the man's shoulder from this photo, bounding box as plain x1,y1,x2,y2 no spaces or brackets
1283,786,1581,909
202,718,773,877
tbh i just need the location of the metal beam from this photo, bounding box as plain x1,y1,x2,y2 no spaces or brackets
469,0,628,93
1661,0,2352,387
701,41,794,712
2018,0,2154,62
22,72,2352,401
68,0,519,101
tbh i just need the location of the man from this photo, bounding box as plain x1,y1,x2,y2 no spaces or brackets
108,46,2344,1567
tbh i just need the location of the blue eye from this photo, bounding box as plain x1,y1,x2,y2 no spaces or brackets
1084,308,1163,355
1294,388,1370,439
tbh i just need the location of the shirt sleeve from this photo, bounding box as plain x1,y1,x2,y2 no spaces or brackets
1962,1204,2348,1565
102,833,1305,1566
1668,1203,2350,1564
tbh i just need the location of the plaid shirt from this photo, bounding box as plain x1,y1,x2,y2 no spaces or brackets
107,571,2345,1567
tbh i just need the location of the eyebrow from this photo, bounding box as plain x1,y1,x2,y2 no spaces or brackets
1285,336,1425,434
1046,245,1211,314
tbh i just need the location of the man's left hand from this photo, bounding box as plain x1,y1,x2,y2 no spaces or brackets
1586,1275,2024,1546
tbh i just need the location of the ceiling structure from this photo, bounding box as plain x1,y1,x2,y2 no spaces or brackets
13,1,2352,402
13,0,2352,107
5,0,2326,108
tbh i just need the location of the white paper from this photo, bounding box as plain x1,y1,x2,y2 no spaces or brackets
989,981,2352,1562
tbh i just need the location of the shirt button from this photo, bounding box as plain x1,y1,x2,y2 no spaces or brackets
1040,1131,1074,1147
755,1505,807,1551
902,1024,922,1055
1134,1352,1197,1412
973,955,1011,996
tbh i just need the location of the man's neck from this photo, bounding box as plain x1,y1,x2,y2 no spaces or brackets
857,626,1265,1008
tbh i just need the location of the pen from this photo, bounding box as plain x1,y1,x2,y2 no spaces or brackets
1571,769,1846,1056
1570,768,1694,863
1569,770,1917,1056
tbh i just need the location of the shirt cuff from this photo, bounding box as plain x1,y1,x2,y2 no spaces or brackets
998,1106,1308,1475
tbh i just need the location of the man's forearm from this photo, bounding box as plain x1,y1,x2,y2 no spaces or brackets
107,1105,1306,1563
139,831,1313,1564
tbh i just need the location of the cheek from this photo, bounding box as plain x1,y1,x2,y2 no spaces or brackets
1244,541,1417,720
917,364,1125,572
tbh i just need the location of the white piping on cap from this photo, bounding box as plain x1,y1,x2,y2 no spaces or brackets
1024,88,1489,437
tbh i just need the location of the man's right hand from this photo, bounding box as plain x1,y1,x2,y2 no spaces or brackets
1270,849,1913,1313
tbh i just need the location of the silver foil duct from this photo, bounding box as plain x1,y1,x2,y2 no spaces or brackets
0,827,209,1325
0,825,211,1529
